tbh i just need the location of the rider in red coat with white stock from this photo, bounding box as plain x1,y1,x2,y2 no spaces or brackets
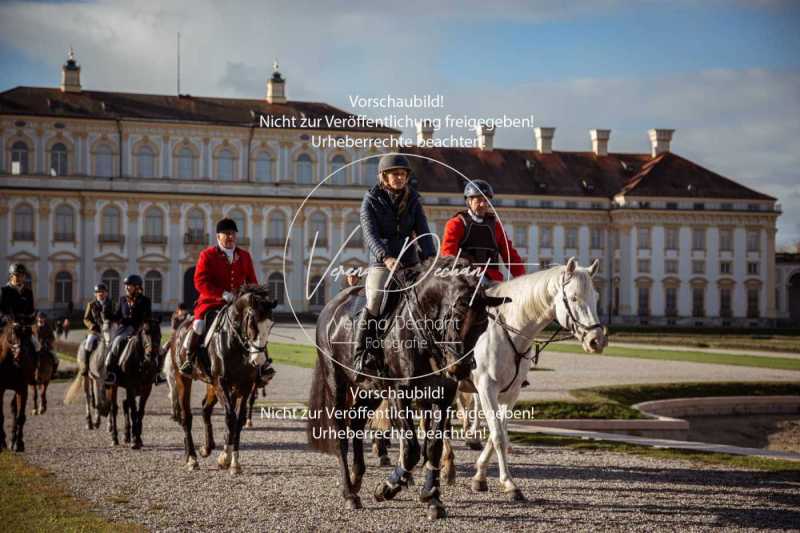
179,217,269,377
441,179,525,283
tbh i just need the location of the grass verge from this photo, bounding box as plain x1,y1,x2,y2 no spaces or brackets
571,381,800,406
0,452,144,532
269,342,317,368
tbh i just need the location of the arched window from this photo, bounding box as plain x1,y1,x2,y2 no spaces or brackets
229,209,246,238
186,208,206,243
54,271,73,305
309,275,325,307
267,211,286,246
50,142,68,176
218,148,235,181
255,152,273,182
362,158,379,185
178,147,194,179
11,141,29,174
268,272,285,305
137,145,155,178
330,155,346,185
95,144,113,177
296,153,312,184
13,204,35,241
54,204,75,241
101,205,121,238
309,212,328,247
101,269,121,303
144,270,163,304
345,212,362,247
143,207,164,240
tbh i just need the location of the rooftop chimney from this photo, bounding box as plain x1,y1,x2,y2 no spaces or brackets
590,129,611,156
474,124,495,151
416,120,434,145
266,59,287,104
534,127,555,154
60,47,81,93
648,128,674,157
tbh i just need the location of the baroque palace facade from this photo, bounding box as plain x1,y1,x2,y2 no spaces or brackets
0,54,786,326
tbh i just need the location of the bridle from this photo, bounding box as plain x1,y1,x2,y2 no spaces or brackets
222,299,272,358
558,272,603,343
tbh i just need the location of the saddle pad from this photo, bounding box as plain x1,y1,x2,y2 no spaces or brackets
118,336,137,371
204,308,225,348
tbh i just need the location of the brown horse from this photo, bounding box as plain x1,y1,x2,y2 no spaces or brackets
167,285,277,473
0,321,37,452
31,318,58,415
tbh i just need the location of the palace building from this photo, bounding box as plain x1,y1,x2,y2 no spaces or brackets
0,53,783,326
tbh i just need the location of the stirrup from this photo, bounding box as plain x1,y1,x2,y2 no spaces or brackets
104,371,117,386
178,359,193,376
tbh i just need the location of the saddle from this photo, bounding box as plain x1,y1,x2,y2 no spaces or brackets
345,268,418,328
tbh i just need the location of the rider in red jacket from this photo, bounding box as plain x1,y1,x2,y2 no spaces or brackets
179,217,259,376
441,180,525,283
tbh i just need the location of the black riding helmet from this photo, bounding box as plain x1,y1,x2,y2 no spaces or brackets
378,154,412,174
94,283,108,293
8,263,28,276
123,274,143,287
464,179,494,199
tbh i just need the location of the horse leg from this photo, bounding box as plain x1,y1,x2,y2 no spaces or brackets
0,390,6,451
475,380,524,500
109,386,119,446
418,394,454,520
216,384,237,471
350,398,377,495
245,384,256,429
39,383,48,415
31,384,39,416
465,393,484,451
131,387,149,450
177,375,198,470
229,394,248,475
372,437,391,467
374,398,419,504
200,385,217,457
12,389,27,452
442,432,456,486
122,394,132,444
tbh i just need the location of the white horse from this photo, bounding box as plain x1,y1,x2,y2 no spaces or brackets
468,257,608,501
64,320,118,429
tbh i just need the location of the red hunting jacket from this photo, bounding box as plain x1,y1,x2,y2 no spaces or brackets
441,214,525,282
193,245,258,319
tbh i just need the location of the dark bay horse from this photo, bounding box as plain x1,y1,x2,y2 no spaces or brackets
31,318,58,415
307,256,506,520
0,321,37,452
168,285,277,473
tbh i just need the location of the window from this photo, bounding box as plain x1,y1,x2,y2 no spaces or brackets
345,213,362,247
101,270,121,303
692,287,705,318
95,144,114,177
330,155,346,185
267,211,286,246
590,227,604,249
666,202,678,210
54,204,75,241
747,204,760,212
638,287,650,316
566,201,578,209
101,206,121,238
637,227,650,249
637,259,650,273
665,287,678,317
747,288,759,318
144,207,164,239
747,262,759,275
720,261,732,275
693,203,705,210
665,259,678,274
611,230,620,250
665,227,679,250
296,153,313,183
255,152,273,182
137,145,155,178
591,202,603,210
217,148,235,181
721,203,733,211
186,209,206,243
692,260,705,275
515,199,527,208
54,271,72,305
565,227,578,249
268,272,285,305
309,212,328,247
229,210,246,238
719,228,733,252
746,230,760,252
178,147,194,179
539,226,552,248
11,141,29,174
144,271,162,304
362,158,379,185
720,288,732,318
692,228,706,251
613,258,620,273
613,286,620,316
309,275,326,307
514,226,528,248
50,143,68,176
540,200,552,208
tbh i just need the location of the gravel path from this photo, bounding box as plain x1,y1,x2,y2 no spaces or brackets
10,380,800,531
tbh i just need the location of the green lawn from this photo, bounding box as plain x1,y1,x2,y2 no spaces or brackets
544,343,800,371
0,453,144,532
269,342,317,368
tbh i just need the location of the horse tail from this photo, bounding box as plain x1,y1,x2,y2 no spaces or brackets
64,373,84,405
306,349,338,455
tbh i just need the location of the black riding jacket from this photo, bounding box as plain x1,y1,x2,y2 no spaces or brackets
0,283,35,325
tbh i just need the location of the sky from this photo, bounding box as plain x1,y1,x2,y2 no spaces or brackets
1,0,798,247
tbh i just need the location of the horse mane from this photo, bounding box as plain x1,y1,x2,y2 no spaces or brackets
237,283,272,300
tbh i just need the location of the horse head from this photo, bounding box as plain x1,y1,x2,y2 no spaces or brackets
101,320,118,348
232,285,278,367
2,320,35,364
553,257,608,354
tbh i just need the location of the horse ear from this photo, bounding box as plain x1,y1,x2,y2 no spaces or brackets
566,257,577,276
588,258,600,278
270,299,279,310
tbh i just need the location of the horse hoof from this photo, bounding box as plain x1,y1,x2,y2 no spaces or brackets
378,455,391,467
217,452,230,469
186,457,199,471
506,488,526,502
12,442,24,453
131,440,143,450
85,421,93,430
31,409,38,416
230,465,242,476
200,446,212,458
373,482,401,502
427,502,447,520
245,419,253,429
39,407,46,415
111,438,119,446
471,479,488,492
123,436,131,444
346,496,363,510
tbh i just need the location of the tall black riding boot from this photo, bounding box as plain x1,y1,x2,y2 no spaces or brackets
178,330,201,376
352,309,377,377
